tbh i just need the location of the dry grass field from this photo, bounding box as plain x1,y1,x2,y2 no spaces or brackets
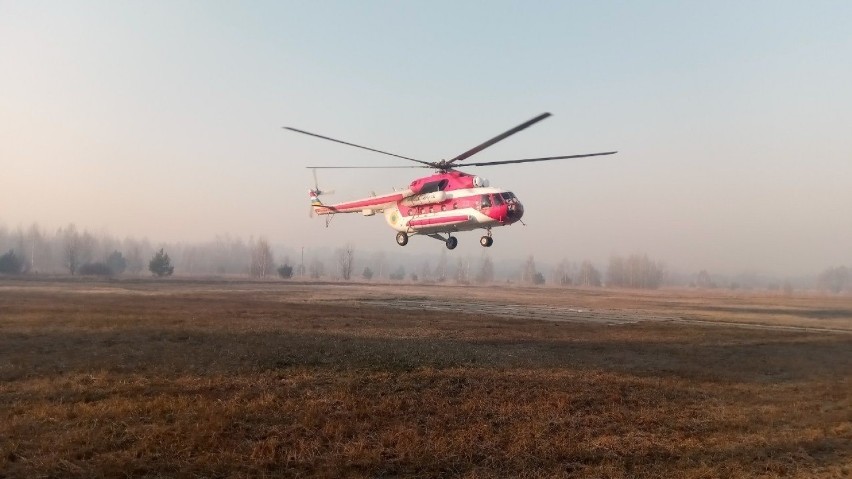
1,279,851,478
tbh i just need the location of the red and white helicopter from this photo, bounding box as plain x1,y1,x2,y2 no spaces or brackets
285,113,616,250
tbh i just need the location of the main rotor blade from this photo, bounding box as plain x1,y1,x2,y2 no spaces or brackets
284,127,433,166
311,168,319,190
305,165,431,169
446,112,552,165
464,151,617,167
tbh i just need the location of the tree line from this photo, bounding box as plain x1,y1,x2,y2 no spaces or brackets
1,222,848,293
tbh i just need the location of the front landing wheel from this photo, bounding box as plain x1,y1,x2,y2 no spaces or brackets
396,232,409,246
480,236,493,247
445,236,458,250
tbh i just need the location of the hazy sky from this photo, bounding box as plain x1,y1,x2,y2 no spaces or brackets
1,1,850,275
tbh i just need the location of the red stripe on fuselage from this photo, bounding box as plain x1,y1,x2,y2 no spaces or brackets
408,215,470,227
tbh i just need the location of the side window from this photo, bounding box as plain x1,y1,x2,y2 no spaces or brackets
481,194,492,208
492,194,504,205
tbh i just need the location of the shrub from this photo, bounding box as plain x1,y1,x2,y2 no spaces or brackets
277,264,293,279
79,262,113,276
106,251,127,275
0,250,24,275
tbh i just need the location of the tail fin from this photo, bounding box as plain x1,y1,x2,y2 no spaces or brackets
309,189,324,217
308,169,334,217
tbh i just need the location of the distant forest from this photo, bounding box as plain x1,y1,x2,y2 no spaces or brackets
0,222,849,294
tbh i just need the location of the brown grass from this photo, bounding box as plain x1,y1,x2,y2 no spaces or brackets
1,279,850,478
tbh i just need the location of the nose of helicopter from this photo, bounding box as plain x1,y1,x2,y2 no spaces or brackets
506,200,524,223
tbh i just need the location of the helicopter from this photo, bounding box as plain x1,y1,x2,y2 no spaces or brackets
284,112,616,250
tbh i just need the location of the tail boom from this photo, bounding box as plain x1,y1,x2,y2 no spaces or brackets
310,189,413,217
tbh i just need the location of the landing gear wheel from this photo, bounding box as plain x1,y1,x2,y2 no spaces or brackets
395,232,409,246
480,236,493,247
445,236,458,250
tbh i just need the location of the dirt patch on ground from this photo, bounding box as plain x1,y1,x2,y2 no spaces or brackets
360,297,677,325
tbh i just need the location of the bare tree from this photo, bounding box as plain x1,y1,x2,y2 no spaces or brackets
336,243,354,280
607,256,625,287
419,259,432,282
455,257,469,284
696,270,715,288
79,231,96,266
26,223,49,274
124,239,146,275
370,251,386,280
61,224,81,275
97,232,120,264
552,259,573,286
521,255,537,284
817,266,849,293
435,249,448,282
14,226,30,273
309,257,325,279
607,254,665,289
577,260,602,287
476,254,495,284
250,237,275,278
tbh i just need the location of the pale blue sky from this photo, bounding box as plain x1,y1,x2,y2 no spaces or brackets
1,1,850,274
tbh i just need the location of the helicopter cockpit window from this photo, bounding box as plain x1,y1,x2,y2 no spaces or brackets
419,179,449,194
481,194,492,208
501,192,517,203
492,194,504,205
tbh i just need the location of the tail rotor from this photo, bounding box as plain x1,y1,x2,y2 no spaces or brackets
311,168,335,196
309,168,335,218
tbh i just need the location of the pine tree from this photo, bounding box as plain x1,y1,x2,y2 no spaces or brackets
149,248,174,277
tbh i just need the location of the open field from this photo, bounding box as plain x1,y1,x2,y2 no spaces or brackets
1,279,851,478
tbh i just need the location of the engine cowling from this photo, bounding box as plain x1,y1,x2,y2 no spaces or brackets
473,176,489,187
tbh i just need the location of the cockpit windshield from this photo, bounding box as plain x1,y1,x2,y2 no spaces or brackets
501,192,517,203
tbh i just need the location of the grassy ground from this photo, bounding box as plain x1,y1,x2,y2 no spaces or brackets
1,279,850,478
